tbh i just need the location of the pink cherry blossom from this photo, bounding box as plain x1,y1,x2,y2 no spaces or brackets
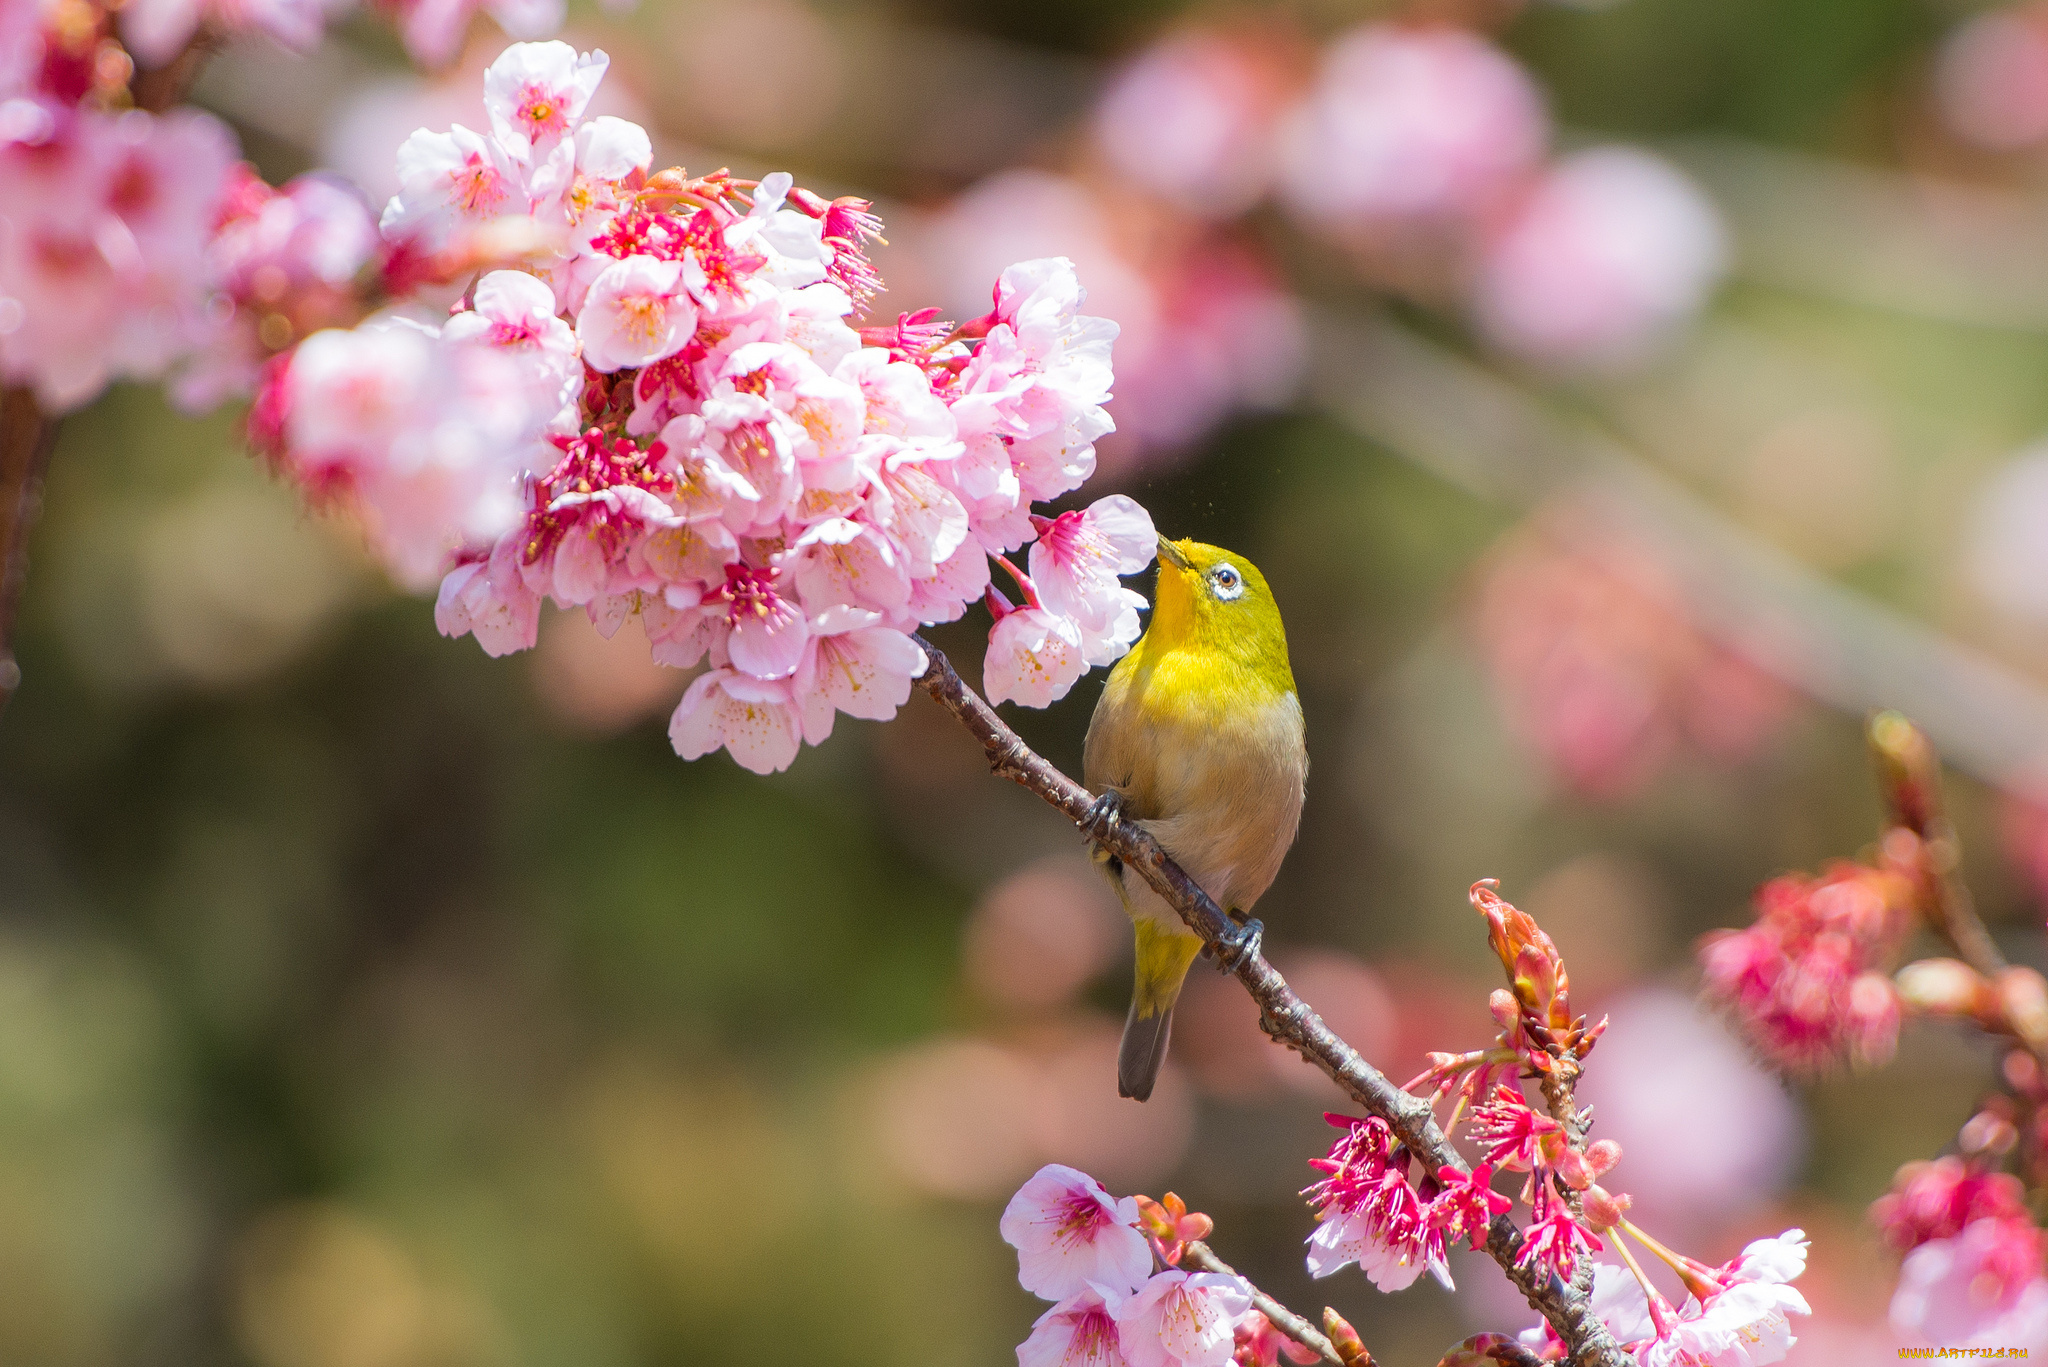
1108,1270,1253,1367
1874,1157,2033,1255
578,255,699,371
1020,1287,1131,1367
1303,1114,1449,1292
1519,1263,1658,1357
1640,1281,1808,1367
984,606,1088,708
1472,147,1726,371
379,122,527,251
175,168,380,411
482,40,606,156
1891,1217,2048,1352
790,608,926,744
1698,861,1915,1074
435,536,541,657
1278,23,1547,232
1232,1311,1318,1367
1000,1164,1154,1302
1092,29,1284,218
1515,1189,1603,1283
387,0,565,69
667,667,802,774
1027,496,1155,648
0,103,237,411
121,0,326,67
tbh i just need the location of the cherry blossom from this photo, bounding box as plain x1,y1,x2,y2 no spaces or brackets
983,606,1088,709
0,102,238,411
1278,23,1547,233
790,608,926,744
121,0,326,68
1698,860,1915,1073
666,668,803,775
1020,1287,1131,1367
1472,147,1726,371
1108,1270,1254,1367
1231,1311,1318,1367
1000,1164,1154,1302
1091,29,1284,218
1641,1280,1808,1367
1890,1216,2048,1351
482,40,606,156
1303,1114,1450,1292
386,0,566,69
1027,497,1155,657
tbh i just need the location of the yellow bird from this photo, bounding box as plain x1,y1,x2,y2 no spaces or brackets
1082,537,1307,1101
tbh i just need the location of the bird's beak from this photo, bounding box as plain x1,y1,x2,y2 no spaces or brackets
1156,536,1190,570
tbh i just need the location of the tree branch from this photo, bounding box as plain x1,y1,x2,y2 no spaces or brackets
0,385,58,712
911,640,1630,1367
1179,1240,1348,1367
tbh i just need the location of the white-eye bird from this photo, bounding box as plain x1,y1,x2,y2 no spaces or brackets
1082,536,1307,1101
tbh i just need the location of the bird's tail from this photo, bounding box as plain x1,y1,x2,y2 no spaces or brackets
1119,921,1204,1101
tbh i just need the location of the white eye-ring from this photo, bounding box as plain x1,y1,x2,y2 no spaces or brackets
1211,564,1245,600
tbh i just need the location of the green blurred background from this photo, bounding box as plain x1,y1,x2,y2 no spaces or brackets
9,0,2048,1361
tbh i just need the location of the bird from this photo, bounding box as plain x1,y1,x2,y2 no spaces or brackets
1082,536,1307,1102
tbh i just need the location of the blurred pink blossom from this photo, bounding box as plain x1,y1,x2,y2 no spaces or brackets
1471,508,1791,798
1699,862,1914,1074
1472,147,1726,371
0,101,238,411
121,0,326,68
919,170,1302,476
1936,4,2048,151
1091,28,1293,218
1574,989,1801,1242
962,860,1123,1011
1890,1218,2048,1351
1277,24,1546,234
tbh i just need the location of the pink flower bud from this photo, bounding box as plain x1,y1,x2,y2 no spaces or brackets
1582,1183,1632,1231
1556,1147,1594,1191
1489,989,1519,1030
1586,1138,1623,1177
1895,958,1996,1018
1998,966,2048,1053
1321,1308,1370,1365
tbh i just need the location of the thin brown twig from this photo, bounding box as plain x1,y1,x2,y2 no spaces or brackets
1179,1241,1346,1367
912,640,1631,1367
1867,711,2048,1063
0,385,59,712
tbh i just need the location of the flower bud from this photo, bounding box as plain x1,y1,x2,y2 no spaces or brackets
1896,958,1995,1018
1998,967,2048,1052
1322,1308,1371,1365
1583,1183,1632,1231
1555,1146,1594,1191
1489,989,1519,1031
1586,1138,1623,1177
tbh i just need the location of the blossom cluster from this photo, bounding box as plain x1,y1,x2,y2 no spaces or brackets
1877,1157,2048,1347
243,42,1144,773
0,0,241,410
1090,20,1726,371
0,0,578,419
1698,858,1915,1073
1000,1164,1265,1367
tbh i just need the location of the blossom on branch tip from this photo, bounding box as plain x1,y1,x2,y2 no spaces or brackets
1109,1270,1254,1367
1002,1165,1155,1302
1303,1114,1450,1291
1021,1286,1132,1367
1515,1189,1602,1282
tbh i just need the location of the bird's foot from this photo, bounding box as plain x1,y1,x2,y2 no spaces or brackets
1212,916,1264,972
1080,790,1127,844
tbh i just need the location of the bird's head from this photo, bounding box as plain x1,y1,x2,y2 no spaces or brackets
1149,536,1293,683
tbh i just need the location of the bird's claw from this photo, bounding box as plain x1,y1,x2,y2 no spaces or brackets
1213,917,1264,972
1081,790,1127,844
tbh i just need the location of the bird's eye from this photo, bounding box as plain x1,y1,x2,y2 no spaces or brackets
1211,564,1245,600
